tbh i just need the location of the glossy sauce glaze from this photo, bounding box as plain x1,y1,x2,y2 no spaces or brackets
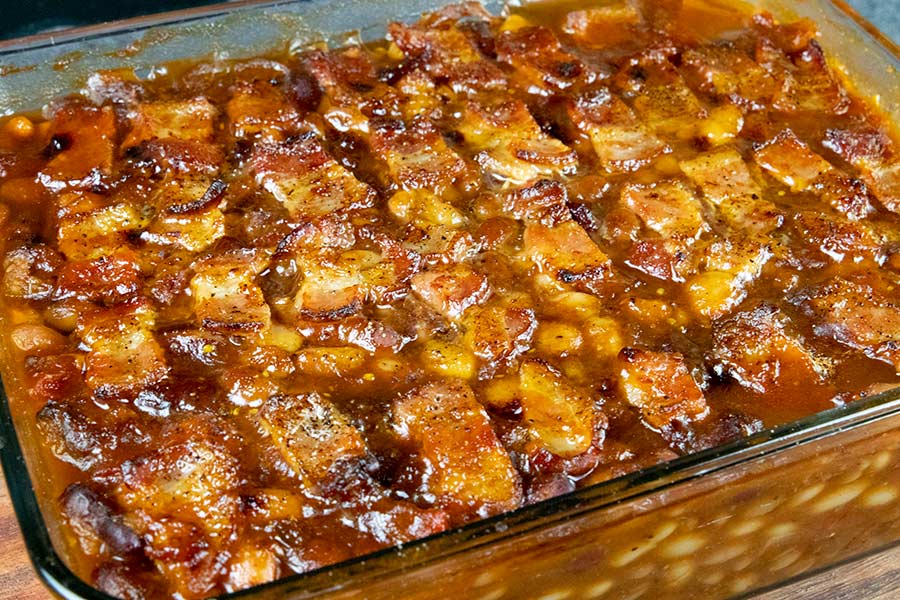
0,0,899,597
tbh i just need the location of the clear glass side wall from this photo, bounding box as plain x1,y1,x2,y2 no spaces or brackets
0,1,898,599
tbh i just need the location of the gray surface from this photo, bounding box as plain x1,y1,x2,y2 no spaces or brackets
849,0,899,42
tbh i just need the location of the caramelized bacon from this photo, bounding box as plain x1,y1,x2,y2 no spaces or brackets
495,24,599,94
259,393,368,485
680,41,783,110
824,127,900,214
458,98,578,184
250,132,376,218
615,53,707,138
680,147,783,233
305,47,401,131
393,378,522,511
621,180,709,241
410,264,491,320
191,249,272,334
711,303,825,393
462,294,536,369
518,358,599,457
753,129,871,219
389,19,507,95
55,253,141,305
225,80,303,142
798,278,900,371
369,117,471,193
77,299,169,397
564,88,669,172
142,177,227,252
37,101,116,192
122,97,218,147
617,348,709,431
522,220,611,287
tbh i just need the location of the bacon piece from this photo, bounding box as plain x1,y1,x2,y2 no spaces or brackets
495,24,598,94
77,299,168,397
621,180,709,241
499,178,570,226
57,201,150,261
395,70,443,119
128,138,224,174
458,99,577,184
37,101,116,192
56,253,141,305
107,417,241,547
617,348,709,431
122,97,218,147
791,211,882,264
294,257,365,322
564,88,668,173
711,303,825,393
624,239,689,282
141,177,227,252
2,244,63,301
753,129,871,219
521,220,611,287
680,147,758,202
518,359,598,458
226,80,303,141
410,264,491,321
789,41,849,115
305,47,402,131
680,42,783,110
388,21,507,95
191,249,272,334
293,237,419,321
388,189,466,229
37,394,147,471
393,379,522,511
564,2,643,48
308,48,470,193
798,278,900,370
680,147,783,233
259,393,368,485
369,117,471,194
824,127,900,214
250,132,376,218
618,180,709,281
359,234,422,304
685,238,773,319
616,54,707,137
401,224,477,266
61,484,143,558
462,294,536,370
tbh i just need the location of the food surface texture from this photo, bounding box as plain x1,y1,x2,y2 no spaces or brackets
0,0,898,597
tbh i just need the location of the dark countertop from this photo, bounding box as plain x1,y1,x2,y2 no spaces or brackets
851,0,898,42
0,1,896,43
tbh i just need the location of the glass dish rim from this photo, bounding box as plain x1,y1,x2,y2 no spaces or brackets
0,0,898,598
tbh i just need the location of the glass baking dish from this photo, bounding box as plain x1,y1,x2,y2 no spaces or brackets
1,0,899,598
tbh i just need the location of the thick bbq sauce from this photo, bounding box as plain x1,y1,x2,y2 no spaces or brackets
0,0,899,597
